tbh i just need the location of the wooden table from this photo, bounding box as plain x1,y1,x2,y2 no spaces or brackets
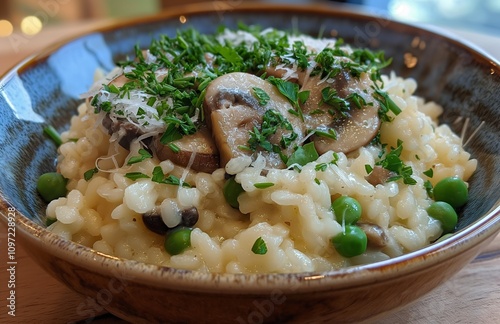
1,18,499,324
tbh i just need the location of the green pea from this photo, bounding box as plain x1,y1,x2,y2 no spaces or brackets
223,176,245,209
331,225,367,258
37,172,67,203
332,196,362,225
427,201,458,234
164,227,192,255
433,176,468,208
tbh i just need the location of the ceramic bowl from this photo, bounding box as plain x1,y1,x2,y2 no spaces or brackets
1,3,499,323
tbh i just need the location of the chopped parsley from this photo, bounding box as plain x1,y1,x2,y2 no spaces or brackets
286,142,319,168
315,152,339,171
84,168,99,181
127,149,153,165
123,167,191,187
124,172,150,180
151,166,191,187
43,125,63,147
267,76,309,121
374,89,402,122
254,182,275,189
251,237,268,255
246,110,297,154
376,140,416,185
252,87,271,106
423,168,434,178
313,128,338,140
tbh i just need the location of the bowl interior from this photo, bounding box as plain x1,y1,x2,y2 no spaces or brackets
1,4,499,237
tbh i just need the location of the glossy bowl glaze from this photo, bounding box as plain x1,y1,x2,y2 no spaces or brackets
1,3,499,323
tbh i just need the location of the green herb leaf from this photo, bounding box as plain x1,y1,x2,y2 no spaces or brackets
43,125,63,147
331,152,339,165
314,152,340,172
286,142,319,167
146,96,157,107
376,140,416,185
423,168,434,178
374,89,402,121
315,163,328,172
217,46,243,65
320,87,350,116
151,166,190,187
298,90,310,105
252,87,270,106
254,182,275,189
313,128,337,140
84,168,99,181
251,237,268,255
127,149,153,165
268,76,305,121
365,164,373,174
151,166,165,183
124,172,150,180
247,110,297,153
160,123,183,145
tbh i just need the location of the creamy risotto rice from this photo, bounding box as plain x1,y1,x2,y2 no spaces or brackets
43,26,477,273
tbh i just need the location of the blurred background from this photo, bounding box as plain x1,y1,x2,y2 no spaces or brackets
1,0,499,72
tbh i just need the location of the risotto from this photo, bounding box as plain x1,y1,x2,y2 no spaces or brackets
41,26,477,273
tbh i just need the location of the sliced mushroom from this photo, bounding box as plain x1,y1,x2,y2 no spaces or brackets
203,72,304,168
365,166,394,186
102,114,145,150
357,222,389,248
153,125,220,173
302,68,381,154
99,68,167,150
97,66,221,172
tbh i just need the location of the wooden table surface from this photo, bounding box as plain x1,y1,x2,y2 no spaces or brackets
1,16,499,324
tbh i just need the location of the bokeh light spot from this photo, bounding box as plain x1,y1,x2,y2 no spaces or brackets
0,20,14,37
21,16,43,36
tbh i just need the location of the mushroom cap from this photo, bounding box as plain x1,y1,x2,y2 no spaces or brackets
302,69,381,154
153,125,220,173
203,72,304,168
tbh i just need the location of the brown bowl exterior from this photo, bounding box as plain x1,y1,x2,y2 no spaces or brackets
15,212,498,323
1,3,500,323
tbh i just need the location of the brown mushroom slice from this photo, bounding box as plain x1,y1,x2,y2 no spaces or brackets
210,105,262,167
302,67,381,154
357,222,389,248
365,166,394,186
204,72,304,168
153,125,220,173
99,68,169,149
312,108,380,154
102,114,145,150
